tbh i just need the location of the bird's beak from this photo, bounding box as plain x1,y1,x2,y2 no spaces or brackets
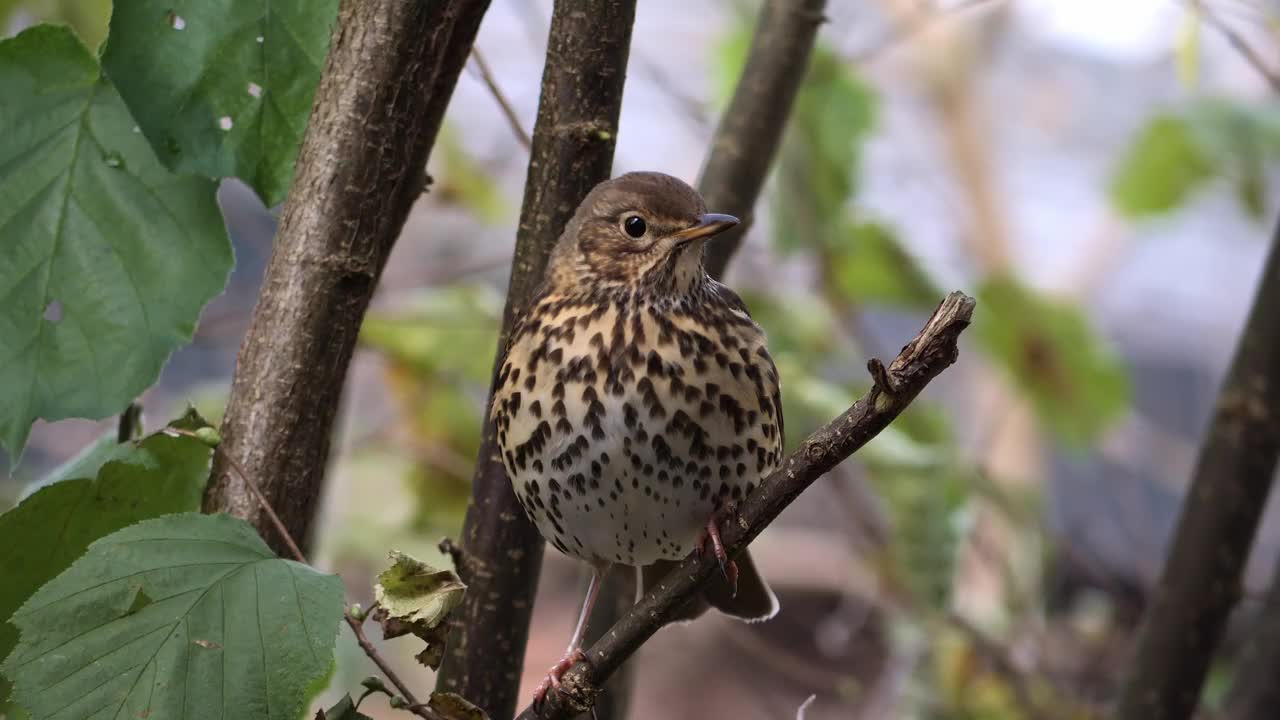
670,213,739,242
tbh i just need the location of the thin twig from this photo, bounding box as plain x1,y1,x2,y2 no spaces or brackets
1196,0,1280,93
470,48,532,150
516,291,976,720
220,447,308,565
344,605,444,720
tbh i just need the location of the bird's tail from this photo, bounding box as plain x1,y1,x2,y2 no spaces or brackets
640,548,779,625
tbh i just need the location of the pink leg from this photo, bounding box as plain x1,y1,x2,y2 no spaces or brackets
532,564,607,709
696,503,739,597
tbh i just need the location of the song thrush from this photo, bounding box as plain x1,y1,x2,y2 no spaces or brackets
491,171,783,706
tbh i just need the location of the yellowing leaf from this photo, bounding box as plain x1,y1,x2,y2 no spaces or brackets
373,551,466,670
427,691,489,720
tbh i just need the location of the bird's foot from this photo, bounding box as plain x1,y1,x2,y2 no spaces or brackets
532,647,587,711
696,502,740,597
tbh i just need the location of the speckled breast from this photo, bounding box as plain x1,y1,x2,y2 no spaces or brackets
491,287,784,567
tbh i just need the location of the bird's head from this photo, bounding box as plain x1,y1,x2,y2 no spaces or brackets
545,172,739,297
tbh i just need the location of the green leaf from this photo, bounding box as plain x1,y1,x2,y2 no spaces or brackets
0,0,114,50
830,220,941,310
0,25,232,459
0,409,215,704
318,694,373,720
772,45,878,254
975,275,1130,445
1109,113,1217,216
101,0,340,205
1184,100,1280,220
2,513,344,720
373,551,466,670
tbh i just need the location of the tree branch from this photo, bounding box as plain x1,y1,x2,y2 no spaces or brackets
700,0,828,279
202,0,492,554
433,3,637,717
1113,215,1280,719
470,48,532,151
516,291,977,720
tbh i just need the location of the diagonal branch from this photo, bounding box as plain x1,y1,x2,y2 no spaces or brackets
433,2,638,717
1113,214,1280,719
517,291,977,720
202,0,492,554
470,48,532,151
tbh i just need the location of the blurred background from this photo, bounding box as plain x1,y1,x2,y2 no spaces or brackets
4,0,1280,717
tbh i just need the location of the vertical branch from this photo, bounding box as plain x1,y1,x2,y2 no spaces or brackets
700,0,828,280
202,0,492,553
542,3,829,716
1113,217,1280,719
434,3,637,718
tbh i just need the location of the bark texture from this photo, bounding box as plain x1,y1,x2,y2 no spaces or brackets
1114,217,1280,720
700,0,828,279
203,0,492,552
516,292,976,720
433,3,637,718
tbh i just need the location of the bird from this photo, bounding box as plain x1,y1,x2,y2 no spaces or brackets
490,171,784,707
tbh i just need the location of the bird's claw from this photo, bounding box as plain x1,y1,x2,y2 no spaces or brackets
532,647,587,711
696,503,740,598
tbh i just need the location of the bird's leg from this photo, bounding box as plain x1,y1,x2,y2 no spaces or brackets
696,501,740,597
532,563,608,710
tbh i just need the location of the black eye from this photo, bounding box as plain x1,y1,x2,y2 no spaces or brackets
623,215,647,238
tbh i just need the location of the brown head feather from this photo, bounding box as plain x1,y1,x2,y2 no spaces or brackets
545,172,737,296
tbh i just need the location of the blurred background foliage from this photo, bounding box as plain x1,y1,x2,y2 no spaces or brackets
5,1,1280,718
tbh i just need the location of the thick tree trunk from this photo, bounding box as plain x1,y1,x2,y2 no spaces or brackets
202,0,492,553
1113,216,1280,720
433,3,637,718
